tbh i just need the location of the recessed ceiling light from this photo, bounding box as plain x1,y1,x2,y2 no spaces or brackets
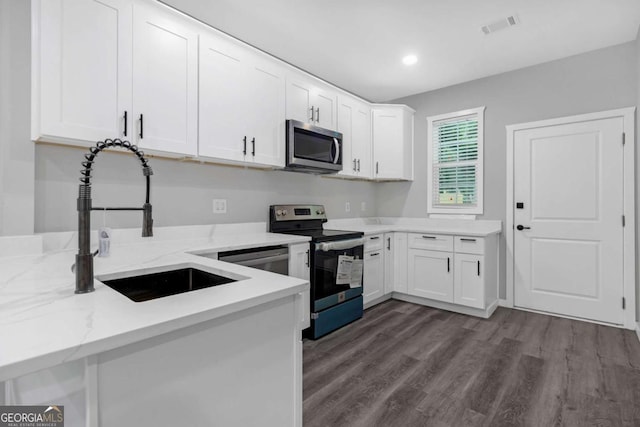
402,55,418,66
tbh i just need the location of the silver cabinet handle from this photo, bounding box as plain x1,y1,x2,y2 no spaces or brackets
422,235,436,239
370,252,380,257
357,159,360,172
353,159,357,171
447,257,450,272
460,238,476,242
376,161,379,174
369,236,380,240
305,249,310,267
387,237,391,250
477,260,480,276
251,137,255,156
315,107,320,123
310,106,315,122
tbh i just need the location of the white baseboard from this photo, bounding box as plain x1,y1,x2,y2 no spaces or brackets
498,298,510,307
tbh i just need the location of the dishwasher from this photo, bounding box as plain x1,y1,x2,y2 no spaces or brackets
216,245,289,275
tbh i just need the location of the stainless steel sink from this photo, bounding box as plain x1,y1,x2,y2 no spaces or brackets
101,267,237,302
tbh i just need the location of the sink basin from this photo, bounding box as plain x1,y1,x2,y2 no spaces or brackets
101,267,237,302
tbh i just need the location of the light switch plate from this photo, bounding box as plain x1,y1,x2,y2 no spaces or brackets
213,199,227,214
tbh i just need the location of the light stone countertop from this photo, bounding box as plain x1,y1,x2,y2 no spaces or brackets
0,223,310,382
324,217,502,237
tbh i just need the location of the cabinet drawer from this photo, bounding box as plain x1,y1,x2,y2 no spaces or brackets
454,236,485,255
364,234,384,251
408,233,453,252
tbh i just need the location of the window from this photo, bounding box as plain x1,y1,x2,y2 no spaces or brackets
427,107,485,215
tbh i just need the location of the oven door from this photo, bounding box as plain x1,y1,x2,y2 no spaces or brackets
311,238,364,312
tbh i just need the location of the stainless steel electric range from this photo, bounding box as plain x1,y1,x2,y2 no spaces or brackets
269,204,364,339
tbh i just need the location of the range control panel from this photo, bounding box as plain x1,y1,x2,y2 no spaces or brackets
270,204,327,222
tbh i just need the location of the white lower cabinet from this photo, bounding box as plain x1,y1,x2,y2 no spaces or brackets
405,233,498,313
363,249,384,306
363,234,385,305
454,253,485,309
288,243,310,329
408,249,454,302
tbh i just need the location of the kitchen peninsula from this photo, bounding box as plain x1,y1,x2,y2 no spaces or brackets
0,224,310,427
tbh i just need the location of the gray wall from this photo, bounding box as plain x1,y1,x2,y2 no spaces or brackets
636,27,640,323
35,144,377,232
378,41,638,299
0,0,34,235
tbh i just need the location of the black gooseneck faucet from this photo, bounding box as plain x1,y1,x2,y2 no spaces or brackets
75,138,154,294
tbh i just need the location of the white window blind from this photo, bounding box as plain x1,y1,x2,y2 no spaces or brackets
427,107,484,214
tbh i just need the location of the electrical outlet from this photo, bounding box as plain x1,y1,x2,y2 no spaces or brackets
361,202,366,212
213,199,227,214
345,202,351,213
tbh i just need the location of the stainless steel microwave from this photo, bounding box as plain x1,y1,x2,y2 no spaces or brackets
285,120,343,174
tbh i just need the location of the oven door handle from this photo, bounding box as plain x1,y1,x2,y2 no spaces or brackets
317,238,364,252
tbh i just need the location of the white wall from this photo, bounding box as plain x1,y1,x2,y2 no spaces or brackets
378,42,638,299
0,0,34,235
35,144,377,232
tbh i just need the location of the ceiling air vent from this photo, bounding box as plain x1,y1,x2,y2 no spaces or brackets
481,15,520,35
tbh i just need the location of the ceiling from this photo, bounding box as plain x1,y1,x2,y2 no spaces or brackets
162,0,640,102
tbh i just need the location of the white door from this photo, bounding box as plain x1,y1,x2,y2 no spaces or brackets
133,3,198,155
39,0,132,141
246,58,286,167
408,249,453,302
513,117,624,324
198,33,248,163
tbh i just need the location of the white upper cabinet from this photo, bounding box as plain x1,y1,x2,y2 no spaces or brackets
286,76,337,131
132,2,198,156
337,96,371,179
36,0,132,143
244,56,286,167
372,105,414,181
199,31,285,167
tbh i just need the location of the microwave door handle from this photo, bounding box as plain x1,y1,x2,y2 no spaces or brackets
332,138,340,164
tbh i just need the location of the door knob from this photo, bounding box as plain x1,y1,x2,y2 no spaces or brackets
516,225,531,231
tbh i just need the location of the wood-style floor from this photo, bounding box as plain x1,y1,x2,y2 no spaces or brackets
303,300,640,427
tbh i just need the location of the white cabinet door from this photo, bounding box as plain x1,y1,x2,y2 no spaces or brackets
133,3,198,156
372,106,414,180
364,250,384,305
198,33,248,163
337,96,371,178
408,249,453,302
385,232,408,294
353,103,372,178
38,0,132,142
313,87,337,131
454,254,485,309
288,243,310,329
286,76,337,130
246,57,286,167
